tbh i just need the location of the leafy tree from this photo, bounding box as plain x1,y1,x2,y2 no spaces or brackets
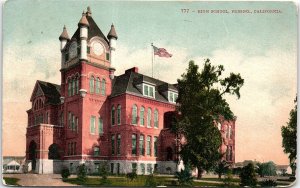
175,60,244,179
126,170,137,181
215,160,229,179
281,97,297,175
257,161,277,177
239,163,257,186
98,163,110,185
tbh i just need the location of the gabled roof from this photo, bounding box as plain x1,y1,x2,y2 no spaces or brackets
111,69,178,103
30,80,61,105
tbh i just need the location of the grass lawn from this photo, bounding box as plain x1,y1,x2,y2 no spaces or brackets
201,177,240,183
65,176,236,187
3,177,21,186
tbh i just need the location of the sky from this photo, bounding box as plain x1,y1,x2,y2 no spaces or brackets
2,0,297,165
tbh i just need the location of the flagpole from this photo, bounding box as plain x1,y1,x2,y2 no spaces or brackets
151,43,154,77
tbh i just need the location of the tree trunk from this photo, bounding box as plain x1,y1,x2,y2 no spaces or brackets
218,173,222,179
197,166,203,179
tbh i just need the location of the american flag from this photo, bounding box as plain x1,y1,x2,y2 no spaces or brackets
153,45,172,58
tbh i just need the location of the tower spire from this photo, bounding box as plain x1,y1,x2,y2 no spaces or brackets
78,12,89,27
107,24,118,40
59,25,70,41
86,6,92,17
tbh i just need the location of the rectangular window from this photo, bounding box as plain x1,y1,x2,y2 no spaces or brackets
147,136,151,156
117,105,121,125
154,110,159,128
117,134,121,155
65,53,69,62
132,134,137,155
154,136,158,157
68,143,70,156
72,114,75,131
70,163,73,173
149,86,154,97
94,147,100,156
110,163,114,174
132,163,137,172
68,81,71,96
143,84,155,98
68,112,71,129
111,107,115,126
140,163,145,174
117,163,120,175
76,117,78,132
168,91,178,103
111,135,115,155
76,79,79,94
95,163,100,172
139,135,145,156
87,46,90,54
98,118,103,134
74,142,76,155
147,164,152,174
143,85,149,96
106,53,110,60
90,116,96,134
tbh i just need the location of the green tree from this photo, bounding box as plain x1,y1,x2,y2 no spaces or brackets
281,97,297,175
176,60,244,179
240,163,257,186
175,167,194,186
257,161,277,177
215,160,229,179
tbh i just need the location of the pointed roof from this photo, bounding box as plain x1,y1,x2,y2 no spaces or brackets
59,25,70,41
70,13,109,45
78,12,89,27
86,6,92,16
107,24,118,40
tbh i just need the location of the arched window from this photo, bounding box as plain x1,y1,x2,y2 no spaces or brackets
139,135,144,156
147,108,152,128
101,79,106,95
117,105,121,125
89,76,95,93
154,109,159,128
72,78,75,96
68,79,71,96
140,106,145,126
75,77,79,94
111,106,115,126
96,78,100,94
132,105,137,125
228,126,232,139
98,117,103,134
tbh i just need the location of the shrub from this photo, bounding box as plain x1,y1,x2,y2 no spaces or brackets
61,168,70,180
126,170,137,181
175,168,193,186
76,164,87,183
144,174,157,187
260,179,277,187
239,163,257,186
98,165,111,185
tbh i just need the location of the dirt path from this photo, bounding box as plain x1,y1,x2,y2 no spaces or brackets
3,173,78,186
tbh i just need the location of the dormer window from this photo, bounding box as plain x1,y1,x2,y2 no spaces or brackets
168,91,178,103
143,84,155,98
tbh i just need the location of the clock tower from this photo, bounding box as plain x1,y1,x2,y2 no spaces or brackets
58,7,118,161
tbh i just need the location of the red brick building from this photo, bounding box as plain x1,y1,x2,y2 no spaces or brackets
25,7,235,174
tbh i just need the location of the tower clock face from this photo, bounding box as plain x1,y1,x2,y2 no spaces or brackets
69,42,78,59
92,41,104,56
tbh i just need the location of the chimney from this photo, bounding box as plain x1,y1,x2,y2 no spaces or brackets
125,67,139,74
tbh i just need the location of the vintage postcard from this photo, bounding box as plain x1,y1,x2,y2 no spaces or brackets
2,0,298,187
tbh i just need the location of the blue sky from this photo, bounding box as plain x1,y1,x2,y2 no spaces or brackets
2,0,298,164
